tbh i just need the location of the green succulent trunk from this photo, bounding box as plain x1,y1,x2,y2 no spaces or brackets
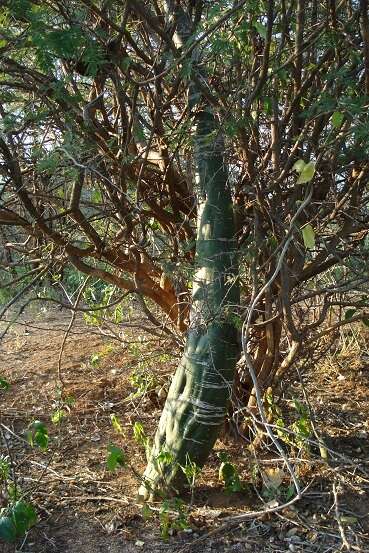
139,110,240,499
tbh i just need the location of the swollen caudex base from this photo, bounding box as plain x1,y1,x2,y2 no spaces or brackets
138,326,237,500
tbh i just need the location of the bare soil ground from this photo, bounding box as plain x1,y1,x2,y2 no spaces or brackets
1,309,369,552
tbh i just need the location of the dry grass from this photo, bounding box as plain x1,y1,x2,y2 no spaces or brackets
1,310,369,552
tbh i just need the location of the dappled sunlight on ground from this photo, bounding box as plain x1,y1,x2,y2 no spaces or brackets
1,311,369,552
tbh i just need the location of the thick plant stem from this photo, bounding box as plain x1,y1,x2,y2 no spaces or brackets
139,110,240,499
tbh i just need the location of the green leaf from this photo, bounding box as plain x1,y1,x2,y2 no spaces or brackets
51,409,65,424
91,189,102,204
27,421,48,451
297,161,316,184
301,224,315,250
345,308,357,320
219,461,236,482
156,450,174,467
11,501,37,536
90,353,100,367
133,422,147,446
362,318,369,327
0,455,10,480
292,159,305,172
0,517,17,542
7,483,20,502
331,111,344,128
110,414,123,434
254,21,267,39
106,444,126,471
219,461,242,492
340,515,358,525
0,377,10,390
228,478,243,492
64,395,75,407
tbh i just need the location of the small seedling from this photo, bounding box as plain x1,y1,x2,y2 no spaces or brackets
180,454,201,503
128,368,158,400
133,422,151,460
218,452,243,493
90,353,100,367
159,498,189,540
106,444,126,471
0,501,37,543
0,377,10,391
0,456,10,482
26,421,48,451
51,409,66,424
110,414,123,434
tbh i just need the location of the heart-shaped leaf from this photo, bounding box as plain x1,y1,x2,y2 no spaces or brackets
11,501,37,536
297,161,316,184
332,111,344,128
107,444,126,471
0,517,17,542
292,159,305,172
302,224,315,249
254,21,267,39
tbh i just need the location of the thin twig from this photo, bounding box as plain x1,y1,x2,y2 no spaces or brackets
333,481,352,551
57,276,91,387
58,495,130,505
0,266,49,341
0,423,18,497
179,483,312,552
241,184,314,499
